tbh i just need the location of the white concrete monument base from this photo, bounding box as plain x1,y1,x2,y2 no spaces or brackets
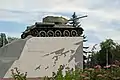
4,37,83,78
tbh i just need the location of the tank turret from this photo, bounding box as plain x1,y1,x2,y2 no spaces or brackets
43,16,68,24
21,13,87,39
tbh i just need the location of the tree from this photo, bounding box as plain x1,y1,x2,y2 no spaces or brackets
89,39,120,67
7,36,19,43
69,12,89,68
99,39,116,66
0,33,19,48
69,12,87,28
87,44,98,68
108,42,120,62
69,12,80,27
0,33,8,47
82,34,89,68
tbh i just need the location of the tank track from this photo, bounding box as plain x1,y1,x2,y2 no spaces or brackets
21,27,84,39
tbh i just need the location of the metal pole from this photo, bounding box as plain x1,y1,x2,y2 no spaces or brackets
106,49,108,66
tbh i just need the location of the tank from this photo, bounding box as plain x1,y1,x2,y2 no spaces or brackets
21,15,85,39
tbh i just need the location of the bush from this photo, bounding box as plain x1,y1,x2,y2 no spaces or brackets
11,63,120,80
51,64,120,80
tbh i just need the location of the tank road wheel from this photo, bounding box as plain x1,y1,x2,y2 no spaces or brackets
47,30,54,37
39,31,46,37
63,30,70,37
21,33,26,39
31,29,39,36
71,30,78,37
55,30,62,37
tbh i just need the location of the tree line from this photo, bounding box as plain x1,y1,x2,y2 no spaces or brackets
85,39,120,68
0,33,19,48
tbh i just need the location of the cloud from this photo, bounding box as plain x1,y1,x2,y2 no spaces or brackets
0,9,71,25
0,9,41,25
0,0,120,24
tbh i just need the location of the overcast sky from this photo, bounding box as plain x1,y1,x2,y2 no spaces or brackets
0,0,120,49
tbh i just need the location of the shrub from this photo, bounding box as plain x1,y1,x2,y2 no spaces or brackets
11,67,27,80
11,63,120,80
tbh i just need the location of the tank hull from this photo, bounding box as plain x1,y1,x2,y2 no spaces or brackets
21,27,83,39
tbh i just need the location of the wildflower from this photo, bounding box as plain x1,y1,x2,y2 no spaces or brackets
94,65,101,72
87,68,94,71
111,64,119,68
111,64,116,67
113,77,120,80
84,77,90,80
97,74,104,77
80,73,88,77
104,65,111,69
94,65,101,69
103,74,107,77
81,74,86,77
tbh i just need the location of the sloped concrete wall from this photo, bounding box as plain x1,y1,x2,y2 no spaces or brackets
0,38,28,78
2,37,83,78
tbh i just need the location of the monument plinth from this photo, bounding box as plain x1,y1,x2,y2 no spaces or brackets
0,37,83,78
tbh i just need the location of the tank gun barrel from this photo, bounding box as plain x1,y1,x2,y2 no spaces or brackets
68,15,88,21
77,15,87,19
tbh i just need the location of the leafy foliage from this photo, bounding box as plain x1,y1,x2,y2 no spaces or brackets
7,36,19,43
11,63,120,80
0,33,8,47
89,39,120,67
0,33,19,48
11,67,27,80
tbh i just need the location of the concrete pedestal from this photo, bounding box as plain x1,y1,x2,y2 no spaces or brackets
0,37,83,78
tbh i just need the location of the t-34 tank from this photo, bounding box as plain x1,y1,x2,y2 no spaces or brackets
21,14,87,39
